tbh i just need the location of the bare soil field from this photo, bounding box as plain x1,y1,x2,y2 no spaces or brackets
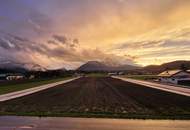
0,77,190,119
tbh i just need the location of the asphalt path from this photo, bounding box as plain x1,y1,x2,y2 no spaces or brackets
113,76,190,97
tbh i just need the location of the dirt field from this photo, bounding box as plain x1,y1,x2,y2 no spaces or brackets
0,77,190,119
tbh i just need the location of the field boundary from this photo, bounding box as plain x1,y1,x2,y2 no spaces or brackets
0,77,80,102
112,76,190,97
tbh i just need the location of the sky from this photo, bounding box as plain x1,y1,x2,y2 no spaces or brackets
0,0,190,69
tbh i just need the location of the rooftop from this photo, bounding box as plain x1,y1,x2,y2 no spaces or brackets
158,70,182,77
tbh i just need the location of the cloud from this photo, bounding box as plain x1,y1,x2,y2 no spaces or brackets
53,35,67,44
1,0,190,67
115,24,190,66
0,32,136,69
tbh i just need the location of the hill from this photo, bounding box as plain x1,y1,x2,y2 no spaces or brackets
0,60,47,73
143,60,190,74
77,61,141,72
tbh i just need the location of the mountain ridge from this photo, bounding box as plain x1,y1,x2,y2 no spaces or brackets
77,61,141,72
0,60,47,73
142,60,190,74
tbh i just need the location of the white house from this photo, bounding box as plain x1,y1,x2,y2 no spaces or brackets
158,70,190,85
6,74,24,81
0,73,25,81
108,72,118,76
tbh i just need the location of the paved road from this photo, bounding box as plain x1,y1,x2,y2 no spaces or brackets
0,77,79,102
0,116,190,130
113,76,190,97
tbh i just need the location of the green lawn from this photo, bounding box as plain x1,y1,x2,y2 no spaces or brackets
121,75,158,80
0,77,71,95
86,73,107,77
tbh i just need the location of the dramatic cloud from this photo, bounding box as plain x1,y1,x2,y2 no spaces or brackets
115,23,190,66
0,32,135,69
0,0,190,68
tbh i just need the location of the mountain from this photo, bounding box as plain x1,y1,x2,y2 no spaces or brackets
114,64,142,71
23,63,47,72
77,61,108,72
77,61,141,72
143,60,190,74
78,60,190,74
0,60,47,73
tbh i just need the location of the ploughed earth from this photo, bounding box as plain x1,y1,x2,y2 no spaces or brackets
0,77,190,119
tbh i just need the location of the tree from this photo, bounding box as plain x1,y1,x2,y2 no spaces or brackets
180,63,188,71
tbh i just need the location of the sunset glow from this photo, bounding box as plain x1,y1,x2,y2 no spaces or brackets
0,0,190,69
